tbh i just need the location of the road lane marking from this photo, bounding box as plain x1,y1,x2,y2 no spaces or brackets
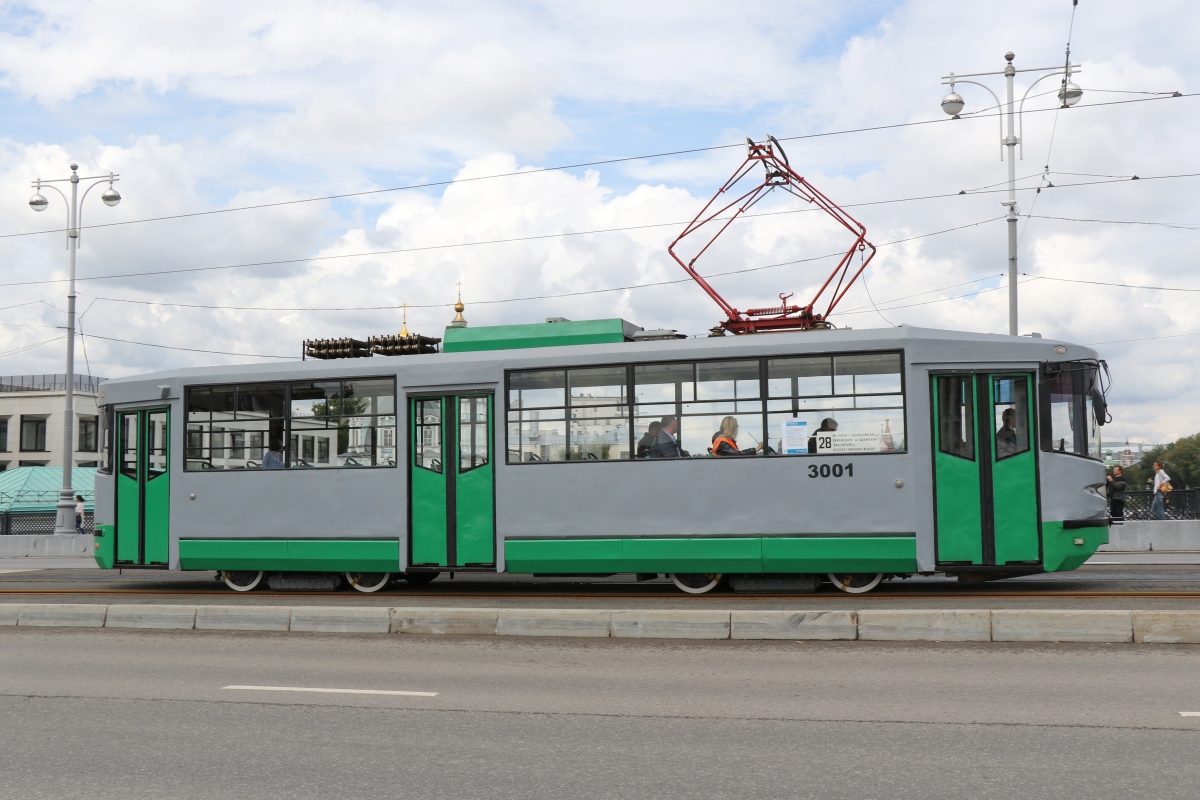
0,569,39,574
1180,712,1200,717
223,685,438,697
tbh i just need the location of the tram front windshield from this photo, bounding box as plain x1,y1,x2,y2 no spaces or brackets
1041,361,1104,460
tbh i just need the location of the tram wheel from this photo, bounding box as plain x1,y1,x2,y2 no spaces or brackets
669,573,723,595
344,572,391,593
222,570,264,592
827,572,884,594
402,571,439,585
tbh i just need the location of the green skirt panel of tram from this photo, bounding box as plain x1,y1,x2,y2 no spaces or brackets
503,536,919,575
176,539,401,573
1041,521,1108,573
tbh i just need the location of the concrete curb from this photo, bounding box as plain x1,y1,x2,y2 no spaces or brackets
497,609,611,637
731,610,857,640
859,610,991,642
2,604,1199,643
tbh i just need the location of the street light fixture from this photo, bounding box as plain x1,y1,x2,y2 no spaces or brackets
940,51,1081,336
28,163,122,535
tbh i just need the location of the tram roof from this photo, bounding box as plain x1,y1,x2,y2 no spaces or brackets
97,322,1099,403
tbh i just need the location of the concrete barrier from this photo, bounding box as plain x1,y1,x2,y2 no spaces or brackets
858,610,991,642
0,534,94,558
1099,520,1200,552
194,605,292,632
992,610,1132,642
1133,611,1200,644
290,607,391,634
611,609,730,639
731,610,857,640
18,603,106,628
0,604,27,625
391,607,499,635
105,604,197,630
497,609,611,637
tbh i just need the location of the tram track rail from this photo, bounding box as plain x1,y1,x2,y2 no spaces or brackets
4,588,1200,600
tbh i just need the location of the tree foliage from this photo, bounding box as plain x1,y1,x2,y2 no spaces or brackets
1123,432,1200,490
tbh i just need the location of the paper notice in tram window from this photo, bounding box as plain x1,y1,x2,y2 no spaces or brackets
781,420,809,454
814,432,883,454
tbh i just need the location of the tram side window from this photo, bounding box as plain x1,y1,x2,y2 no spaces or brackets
635,360,763,457
766,353,905,455
505,350,906,463
184,378,396,471
569,367,628,461
507,370,567,463
936,376,974,460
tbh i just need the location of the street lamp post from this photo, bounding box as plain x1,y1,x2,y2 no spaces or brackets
940,51,1082,336
28,163,121,535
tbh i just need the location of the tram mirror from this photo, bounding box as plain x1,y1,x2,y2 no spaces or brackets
1090,386,1107,426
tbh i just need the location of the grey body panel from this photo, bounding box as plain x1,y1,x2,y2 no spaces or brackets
95,326,1102,574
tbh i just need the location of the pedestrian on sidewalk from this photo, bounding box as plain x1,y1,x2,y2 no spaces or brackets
74,494,85,534
1151,461,1173,520
1107,466,1127,524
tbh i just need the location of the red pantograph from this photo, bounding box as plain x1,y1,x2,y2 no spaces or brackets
667,136,877,334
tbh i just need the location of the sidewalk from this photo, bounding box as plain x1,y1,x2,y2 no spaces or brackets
2,602,1199,643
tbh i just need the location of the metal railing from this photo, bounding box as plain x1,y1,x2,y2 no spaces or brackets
1,511,93,535
1121,489,1199,521
0,373,105,393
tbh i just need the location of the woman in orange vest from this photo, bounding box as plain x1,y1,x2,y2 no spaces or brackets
712,416,764,457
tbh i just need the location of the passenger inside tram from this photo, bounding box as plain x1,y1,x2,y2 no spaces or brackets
996,408,1019,458
262,440,285,469
712,416,764,457
636,420,661,458
807,417,838,454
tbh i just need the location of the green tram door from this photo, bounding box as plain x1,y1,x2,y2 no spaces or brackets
932,373,1040,568
409,394,496,570
115,408,170,566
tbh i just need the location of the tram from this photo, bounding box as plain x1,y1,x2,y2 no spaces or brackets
89,318,1111,594
89,138,1110,593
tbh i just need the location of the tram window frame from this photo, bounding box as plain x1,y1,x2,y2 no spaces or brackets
184,376,397,472
459,396,490,472
505,349,907,464
992,376,1030,461
1039,361,1103,461
936,375,975,461
97,407,114,475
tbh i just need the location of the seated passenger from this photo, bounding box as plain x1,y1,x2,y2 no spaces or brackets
712,416,764,457
996,408,1019,457
262,440,285,469
636,421,662,458
648,415,688,458
807,417,838,454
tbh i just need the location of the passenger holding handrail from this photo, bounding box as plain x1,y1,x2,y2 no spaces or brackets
712,416,764,457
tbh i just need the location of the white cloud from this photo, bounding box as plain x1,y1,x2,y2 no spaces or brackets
1,0,1198,444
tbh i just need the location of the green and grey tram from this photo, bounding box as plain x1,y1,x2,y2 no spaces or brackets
90,319,1110,594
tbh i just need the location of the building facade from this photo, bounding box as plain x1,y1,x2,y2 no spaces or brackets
0,374,105,471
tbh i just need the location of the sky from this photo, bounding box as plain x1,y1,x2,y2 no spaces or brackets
0,0,1196,444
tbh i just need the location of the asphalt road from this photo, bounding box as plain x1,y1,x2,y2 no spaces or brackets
2,628,1199,799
